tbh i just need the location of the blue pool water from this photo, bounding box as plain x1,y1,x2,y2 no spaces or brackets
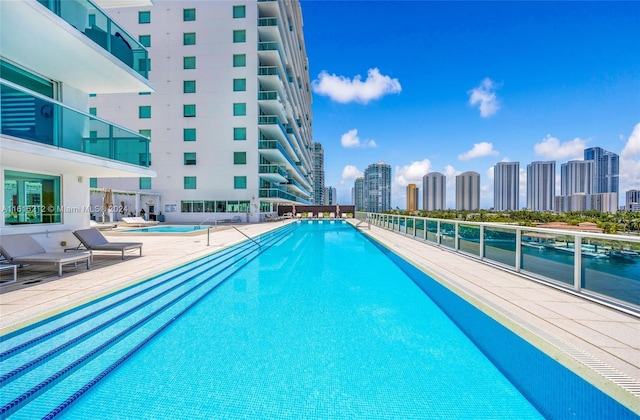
123,225,207,233
1,221,635,418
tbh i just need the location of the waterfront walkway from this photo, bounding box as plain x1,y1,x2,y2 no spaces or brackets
0,220,638,414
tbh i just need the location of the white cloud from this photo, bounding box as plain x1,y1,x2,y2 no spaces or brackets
533,134,587,160
341,165,363,181
392,159,433,209
468,78,500,117
620,122,640,192
340,129,377,148
458,142,499,161
311,68,402,104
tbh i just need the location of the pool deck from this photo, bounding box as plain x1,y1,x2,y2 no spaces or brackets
1,219,639,414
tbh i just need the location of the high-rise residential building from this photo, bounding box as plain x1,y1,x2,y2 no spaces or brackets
363,162,392,213
313,142,325,205
561,160,593,196
1,0,155,237
584,147,619,194
324,186,337,205
406,184,419,212
527,161,555,212
422,172,446,211
555,193,618,213
90,1,314,223
626,190,640,212
493,162,519,211
353,177,365,211
456,171,480,211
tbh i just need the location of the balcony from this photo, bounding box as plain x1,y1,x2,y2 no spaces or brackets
1,81,150,168
1,0,153,94
258,66,286,98
259,164,288,183
259,188,310,203
258,41,286,71
258,90,286,120
286,177,311,196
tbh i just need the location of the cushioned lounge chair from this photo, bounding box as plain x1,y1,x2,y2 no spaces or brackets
0,234,91,277
120,217,159,227
73,228,142,260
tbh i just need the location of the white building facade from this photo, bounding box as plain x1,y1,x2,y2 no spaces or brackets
90,1,314,223
456,171,480,211
493,162,519,211
422,172,446,211
1,0,155,243
526,161,555,212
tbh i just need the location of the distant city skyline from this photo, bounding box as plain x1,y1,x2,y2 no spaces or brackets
301,1,640,209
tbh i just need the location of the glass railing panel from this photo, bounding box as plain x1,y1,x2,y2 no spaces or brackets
426,220,438,243
258,66,279,76
440,222,456,249
459,224,480,257
582,238,640,306
258,17,278,27
40,0,148,78
258,91,279,101
520,230,574,286
258,42,279,51
483,226,516,268
415,219,425,239
2,82,149,167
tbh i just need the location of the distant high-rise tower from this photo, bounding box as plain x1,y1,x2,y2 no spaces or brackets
313,143,325,205
406,184,419,212
353,177,365,211
584,147,619,194
561,161,593,195
456,171,480,211
626,190,640,211
364,162,392,212
422,172,446,211
324,186,337,205
493,162,519,211
527,161,556,211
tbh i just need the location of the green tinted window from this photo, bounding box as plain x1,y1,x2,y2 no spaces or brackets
234,152,247,164
233,127,246,141
184,128,196,141
183,56,196,69
233,54,246,67
233,103,246,116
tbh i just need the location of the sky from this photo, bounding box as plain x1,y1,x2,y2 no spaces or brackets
298,1,640,210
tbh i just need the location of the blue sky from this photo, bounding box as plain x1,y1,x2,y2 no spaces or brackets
299,1,640,209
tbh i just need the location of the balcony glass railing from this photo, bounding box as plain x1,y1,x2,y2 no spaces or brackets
259,188,297,201
258,17,278,27
259,164,288,178
36,0,149,78
1,81,150,167
359,212,640,311
258,91,280,101
258,66,280,77
258,41,279,51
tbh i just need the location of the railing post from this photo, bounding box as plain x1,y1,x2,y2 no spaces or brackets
574,236,582,291
479,225,485,260
454,222,459,251
515,228,522,272
437,220,441,246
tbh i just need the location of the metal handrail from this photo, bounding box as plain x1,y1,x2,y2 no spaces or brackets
231,226,261,248
199,217,217,227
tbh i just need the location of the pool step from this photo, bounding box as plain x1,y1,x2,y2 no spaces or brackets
0,223,299,419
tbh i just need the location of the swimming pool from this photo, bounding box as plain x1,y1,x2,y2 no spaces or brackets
123,225,208,233
0,221,635,418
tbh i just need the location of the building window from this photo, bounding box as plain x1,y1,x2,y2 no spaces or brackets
139,35,151,47
139,92,151,95
139,106,151,118
138,11,150,24
233,30,246,43
184,80,196,93
233,54,246,67
184,176,197,189
233,5,246,18
139,129,151,138
89,107,97,116
183,104,196,117
234,152,247,165
184,152,197,165
233,103,246,116
184,128,196,142
4,170,61,225
139,177,152,189
234,176,247,189
89,178,98,188
233,78,246,92
139,58,150,72
233,127,246,141
183,8,196,21
183,32,196,45
183,56,196,69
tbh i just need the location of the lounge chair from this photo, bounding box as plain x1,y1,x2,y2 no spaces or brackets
73,228,142,260
329,212,335,218
120,217,159,227
0,234,91,277
90,220,117,230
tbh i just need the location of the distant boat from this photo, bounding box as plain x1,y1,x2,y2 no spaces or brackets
552,244,609,259
609,249,640,260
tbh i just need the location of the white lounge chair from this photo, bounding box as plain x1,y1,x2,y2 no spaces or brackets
329,212,335,218
73,228,142,260
120,217,159,227
90,220,117,230
0,234,91,277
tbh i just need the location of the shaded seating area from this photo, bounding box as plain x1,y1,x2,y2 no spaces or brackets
73,228,142,260
120,217,159,227
0,234,91,277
